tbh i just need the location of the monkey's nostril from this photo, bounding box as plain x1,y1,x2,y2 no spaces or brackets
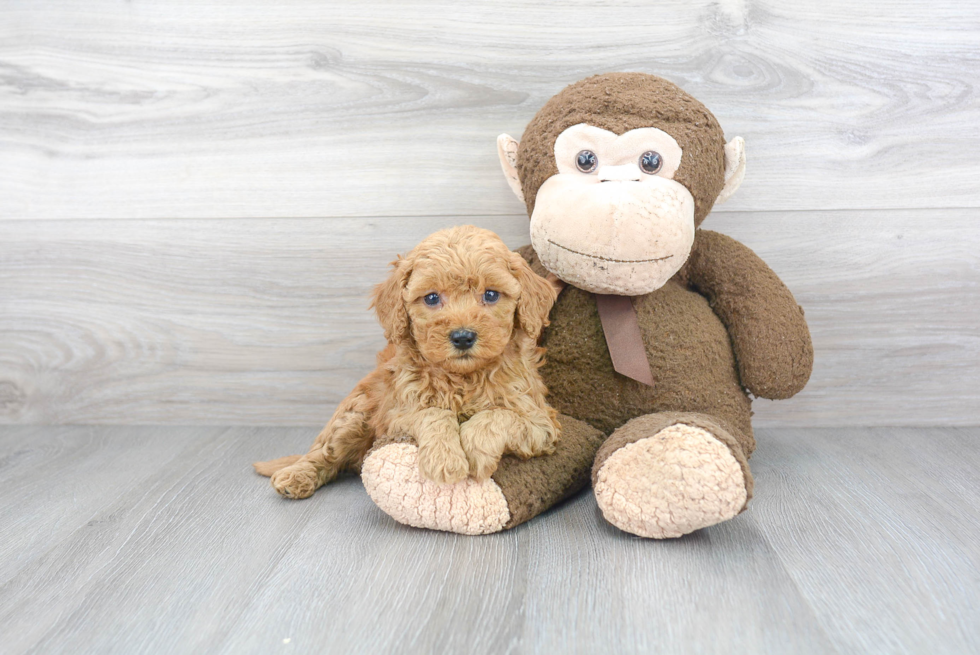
597,164,643,183
449,329,478,351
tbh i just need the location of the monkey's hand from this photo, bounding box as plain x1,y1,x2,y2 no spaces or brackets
685,229,813,399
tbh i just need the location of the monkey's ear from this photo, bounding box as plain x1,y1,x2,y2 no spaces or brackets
716,136,746,204
510,253,557,340
371,256,413,345
497,134,525,204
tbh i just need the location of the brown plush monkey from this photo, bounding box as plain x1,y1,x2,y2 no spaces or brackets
360,73,813,538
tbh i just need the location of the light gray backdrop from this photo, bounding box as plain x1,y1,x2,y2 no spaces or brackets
2,0,978,427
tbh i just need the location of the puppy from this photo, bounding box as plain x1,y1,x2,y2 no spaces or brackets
254,225,561,499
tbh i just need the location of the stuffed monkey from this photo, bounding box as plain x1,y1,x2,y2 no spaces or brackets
360,73,813,538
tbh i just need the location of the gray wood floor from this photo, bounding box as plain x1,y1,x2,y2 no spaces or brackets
3,0,979,430
1,426,977,654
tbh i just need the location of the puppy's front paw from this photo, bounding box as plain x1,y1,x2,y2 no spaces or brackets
459,420,502,481
467,451,500,482
418,441,469,485
512,423,559,459
270,462,319,499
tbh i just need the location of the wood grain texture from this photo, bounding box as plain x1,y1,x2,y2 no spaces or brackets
752,427,980,654
2,0,978,428
2,210,977,427
754,428,980,653
1,0,979,219
0,426,206,586
0,426,977,654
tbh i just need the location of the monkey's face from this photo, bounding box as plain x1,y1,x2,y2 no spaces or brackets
497,73,746,296
529,124,695,296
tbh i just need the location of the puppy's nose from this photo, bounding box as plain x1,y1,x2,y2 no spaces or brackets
449,329,477,350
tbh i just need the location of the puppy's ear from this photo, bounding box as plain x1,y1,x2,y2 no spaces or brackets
510,252,558,340
371,255,413,345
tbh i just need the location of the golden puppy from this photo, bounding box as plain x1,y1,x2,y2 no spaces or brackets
254,225,560,499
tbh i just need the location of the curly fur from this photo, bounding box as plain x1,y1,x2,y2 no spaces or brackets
254,225,561,498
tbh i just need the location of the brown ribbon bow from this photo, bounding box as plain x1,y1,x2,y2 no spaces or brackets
594,294,655,387
546,275,655,387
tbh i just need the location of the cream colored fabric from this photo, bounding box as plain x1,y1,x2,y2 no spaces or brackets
596,164,642,182
497,133,524,203
361,443,511,535
716,136,746,204
593,424,747,538
553,124,683,179
530,175,695,295
527,123,695,296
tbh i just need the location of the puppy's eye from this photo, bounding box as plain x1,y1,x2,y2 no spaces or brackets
575,150,598,173
639,151,663,174
422,292,441,306
483,290,500,304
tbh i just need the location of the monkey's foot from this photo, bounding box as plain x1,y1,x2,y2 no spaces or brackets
593,421,748,538
361,416,604,535
361,442,511,535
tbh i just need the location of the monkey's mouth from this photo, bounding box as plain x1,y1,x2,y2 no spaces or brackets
547,240,674,264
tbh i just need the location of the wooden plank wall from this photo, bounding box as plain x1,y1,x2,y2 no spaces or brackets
1,0,978,427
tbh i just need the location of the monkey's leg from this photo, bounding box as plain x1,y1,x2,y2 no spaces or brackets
360,414,603,535
591,411,754,538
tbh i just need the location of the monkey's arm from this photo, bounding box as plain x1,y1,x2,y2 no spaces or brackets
684,229,813,399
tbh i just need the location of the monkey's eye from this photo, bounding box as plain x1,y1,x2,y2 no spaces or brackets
639,151,663,174
575,150,598,173
423,292,441,307
482,290,500,304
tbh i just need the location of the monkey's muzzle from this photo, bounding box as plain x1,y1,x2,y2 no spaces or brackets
530,175,696,295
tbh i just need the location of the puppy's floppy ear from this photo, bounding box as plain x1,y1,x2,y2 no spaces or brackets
371,255,414,344
510,252,558,340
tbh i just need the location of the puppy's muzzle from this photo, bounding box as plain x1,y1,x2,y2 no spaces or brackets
449,329,477,351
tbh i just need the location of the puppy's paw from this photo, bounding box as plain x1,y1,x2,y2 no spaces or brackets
467,449,501,482
418,441,469,485
459,420,502,481
512,423,558,459
270,461,319,499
